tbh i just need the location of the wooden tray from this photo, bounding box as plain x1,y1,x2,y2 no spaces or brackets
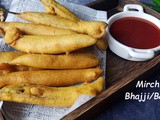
62,0,160,119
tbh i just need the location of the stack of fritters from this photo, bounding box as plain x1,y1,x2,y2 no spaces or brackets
0,0,107,107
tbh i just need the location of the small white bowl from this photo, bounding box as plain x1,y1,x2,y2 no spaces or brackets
106,4,160,61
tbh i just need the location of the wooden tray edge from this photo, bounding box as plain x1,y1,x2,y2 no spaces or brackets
62,0,160,119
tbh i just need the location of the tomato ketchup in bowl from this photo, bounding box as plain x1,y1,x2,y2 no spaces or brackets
110,17,160,49
106,4,160,61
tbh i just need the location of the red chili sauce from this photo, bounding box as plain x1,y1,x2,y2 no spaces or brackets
109,17,160,49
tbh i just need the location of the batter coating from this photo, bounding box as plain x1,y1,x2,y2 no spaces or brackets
4,28,96,54
0,52,25,63
0,63,40,74
0,77,104,107
0,67,103,88
17,12,107,38
41,0,108,50
10,53,100,69
0,22,77,35
41,0,79,21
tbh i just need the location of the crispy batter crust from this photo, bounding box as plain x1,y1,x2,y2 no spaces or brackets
0,52,25,63
17,12,107,38
0,67,103,88
4,28,96,54
0,63,40,74
41,0,79,21
10,53,100,69
96,38,108,51
41,0,108,51
0,77,104,107
0,22,77,35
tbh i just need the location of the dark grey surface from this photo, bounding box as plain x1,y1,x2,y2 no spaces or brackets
94,74,160,120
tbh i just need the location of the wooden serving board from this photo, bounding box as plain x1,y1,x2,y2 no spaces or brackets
62,0,160,119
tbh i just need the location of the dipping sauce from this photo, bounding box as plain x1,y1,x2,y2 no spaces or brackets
110,17,160,49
